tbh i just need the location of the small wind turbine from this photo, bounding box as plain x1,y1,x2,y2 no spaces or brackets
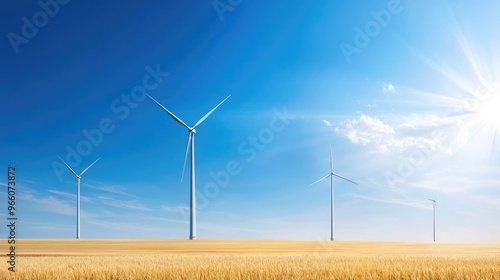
147,94,230,240
309,146,357,241
58,157,100,239
427,198,436,242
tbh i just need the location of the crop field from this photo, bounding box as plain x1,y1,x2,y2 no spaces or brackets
2,240,500,279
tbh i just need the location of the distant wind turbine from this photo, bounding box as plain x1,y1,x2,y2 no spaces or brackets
147,94,230,240
427,198,436,242
309,146,357,241
58,157,100,239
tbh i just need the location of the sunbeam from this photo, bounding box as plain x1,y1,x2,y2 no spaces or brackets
407,31,500,162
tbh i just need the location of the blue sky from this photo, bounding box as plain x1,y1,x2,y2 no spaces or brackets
1,0,499,241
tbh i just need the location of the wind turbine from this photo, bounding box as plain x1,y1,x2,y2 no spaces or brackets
427,198,436,242
309,146,357,241
58,157,100,239
147,94,230,240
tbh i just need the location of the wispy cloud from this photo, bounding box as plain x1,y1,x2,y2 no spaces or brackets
410,167,500,194
135,214,188,225
86,183,135,197
85,219,172,232
471,195,500,209
47,189,91,202
321,119,332,127
161,204,189,214
18,188,75,216
197,222,267,234
347,193,430,209
98,196,152,211
20,178,37,184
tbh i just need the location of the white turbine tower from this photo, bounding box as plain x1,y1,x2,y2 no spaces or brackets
58,157,100,239
147,94,230,240
427,198,436,242
309,146,356,241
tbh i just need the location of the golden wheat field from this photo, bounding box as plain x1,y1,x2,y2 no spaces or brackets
2,239,499,280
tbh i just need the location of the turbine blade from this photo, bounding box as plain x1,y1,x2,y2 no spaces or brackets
308,174,331,187
427,198,436,202
193,95,231,129
332,173,357,184
58,156,78,177
330,145,333,173
80,158,100,176
147,94,190,129
181,132,192,182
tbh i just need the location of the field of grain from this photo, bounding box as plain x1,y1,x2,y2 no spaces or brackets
2,240,500,279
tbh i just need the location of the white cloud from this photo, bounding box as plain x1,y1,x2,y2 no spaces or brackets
321,119,331,127
335,113,458,154
335,114,395,152
383,82,395,94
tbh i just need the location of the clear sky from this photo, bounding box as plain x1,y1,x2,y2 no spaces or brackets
1,0,499,241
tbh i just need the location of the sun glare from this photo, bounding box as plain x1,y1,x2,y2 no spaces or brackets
477,91,500,129
410,31,500,160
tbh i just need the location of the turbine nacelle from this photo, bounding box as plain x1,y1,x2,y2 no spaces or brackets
147,94,231,182
58,156,100,178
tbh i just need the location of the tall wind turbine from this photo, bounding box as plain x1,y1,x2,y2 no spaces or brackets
147,94,230,240
58,157,100,239
427,198,436,242
309,146,356,241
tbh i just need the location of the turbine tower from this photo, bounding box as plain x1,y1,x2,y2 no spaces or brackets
147,94,230,240
58,157,100,239
309,146,356,241
427,198,436,242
